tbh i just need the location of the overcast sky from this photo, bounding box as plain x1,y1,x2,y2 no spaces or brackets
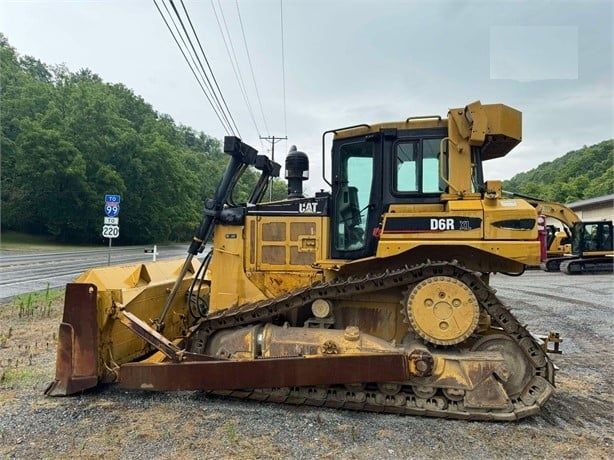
1,0,612,193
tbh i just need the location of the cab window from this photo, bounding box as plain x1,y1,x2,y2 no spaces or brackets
394,138,445,194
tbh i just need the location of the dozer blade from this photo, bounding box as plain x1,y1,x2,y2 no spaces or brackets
46,259,199,396
45,283,99,396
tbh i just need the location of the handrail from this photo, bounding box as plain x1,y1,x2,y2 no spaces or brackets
321,124,370,186
439,137,456,194
406,115,442,123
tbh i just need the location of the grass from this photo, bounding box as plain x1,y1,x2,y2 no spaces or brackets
15,285,63,318
0,230,99,251
0,366,40,388
0,287,64,392
225,420,238,443
0,239,74,393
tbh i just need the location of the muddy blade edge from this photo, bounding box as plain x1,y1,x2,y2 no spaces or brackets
45,283,99,396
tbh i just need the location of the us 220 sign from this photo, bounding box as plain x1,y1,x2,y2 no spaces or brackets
102,225,120,238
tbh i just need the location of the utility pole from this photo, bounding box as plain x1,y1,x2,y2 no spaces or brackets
260,135,287,201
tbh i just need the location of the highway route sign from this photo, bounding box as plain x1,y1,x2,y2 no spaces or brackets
105,204,120,217
104,194,121,217
102,225,120,238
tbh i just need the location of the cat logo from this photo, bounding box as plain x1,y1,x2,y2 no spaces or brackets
299,202,317,213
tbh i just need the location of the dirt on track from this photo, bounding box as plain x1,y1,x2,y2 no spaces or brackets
0,271,612,459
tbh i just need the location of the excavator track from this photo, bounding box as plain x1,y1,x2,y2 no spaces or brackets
188,261,555,421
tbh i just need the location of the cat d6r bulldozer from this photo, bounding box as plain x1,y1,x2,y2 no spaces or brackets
46,101,560,421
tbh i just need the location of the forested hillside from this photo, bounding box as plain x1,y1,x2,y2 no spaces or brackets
0,35,285,244
2,36,611,245
503,140,613,203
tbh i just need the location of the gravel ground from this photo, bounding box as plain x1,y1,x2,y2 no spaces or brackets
1,271,612,459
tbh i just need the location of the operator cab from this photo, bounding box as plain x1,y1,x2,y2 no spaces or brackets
573,221,613,255
329,125,484,260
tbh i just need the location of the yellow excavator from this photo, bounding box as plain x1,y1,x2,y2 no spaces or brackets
505,193,614,273
46,101,562,421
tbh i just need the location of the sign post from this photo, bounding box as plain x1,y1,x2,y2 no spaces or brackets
103,194,121,265
144,245,159,261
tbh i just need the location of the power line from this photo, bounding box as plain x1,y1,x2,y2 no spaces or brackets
178,0,241,136
211,0,261,144
235,0,270,136
154,0,230,134
156,0,288,154
280,0,287,141
153,0,240,138
168,0,237,136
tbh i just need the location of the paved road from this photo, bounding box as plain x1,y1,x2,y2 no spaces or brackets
0,245,192,300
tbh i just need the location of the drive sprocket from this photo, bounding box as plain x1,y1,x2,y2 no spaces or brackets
402,275,480,346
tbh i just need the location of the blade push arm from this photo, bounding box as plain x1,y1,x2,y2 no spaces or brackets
157,137,258,330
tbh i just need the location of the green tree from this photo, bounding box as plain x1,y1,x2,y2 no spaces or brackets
11,120,91,239
504,140,614,203
0,35,288,244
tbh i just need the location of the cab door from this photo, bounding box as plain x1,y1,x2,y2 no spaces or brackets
330,136,382,260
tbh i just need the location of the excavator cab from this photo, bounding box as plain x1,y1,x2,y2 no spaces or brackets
557,221,614,273
573,221,613,255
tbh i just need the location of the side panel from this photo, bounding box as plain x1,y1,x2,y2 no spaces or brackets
255,217,322,270
208,225,267,311
376,199,540,269
209,207,330,311
240,215,327,300
381,201,484,240
483,199,538,240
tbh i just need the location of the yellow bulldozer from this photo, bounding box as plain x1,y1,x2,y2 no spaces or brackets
46,101,561,421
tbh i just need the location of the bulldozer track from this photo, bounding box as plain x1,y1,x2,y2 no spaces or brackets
191,261,555,421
